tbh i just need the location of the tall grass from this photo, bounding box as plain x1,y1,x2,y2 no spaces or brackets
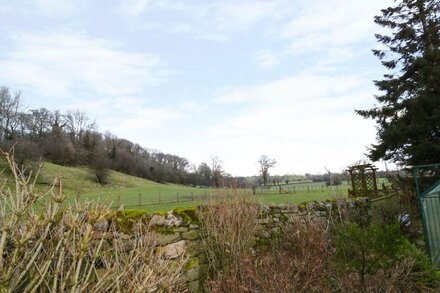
0,149,186,292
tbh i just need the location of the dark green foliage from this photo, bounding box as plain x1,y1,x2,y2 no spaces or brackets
357,0,440,166
333,223,404,276
333,222,439,290
398,240,440,286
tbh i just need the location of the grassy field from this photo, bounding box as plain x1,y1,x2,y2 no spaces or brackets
1,160,351,213
0,160,214,207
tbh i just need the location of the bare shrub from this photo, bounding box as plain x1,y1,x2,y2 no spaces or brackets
195,185,434,293
88,148,111,184
204,222,332,293
0,149,186,292
335,258,438,293
197,190,258,280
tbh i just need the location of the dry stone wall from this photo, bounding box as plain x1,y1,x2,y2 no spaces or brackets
93,198,370,293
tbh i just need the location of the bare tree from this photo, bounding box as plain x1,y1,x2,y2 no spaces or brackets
50,110,66,138
258,155,276,186
0,87,22,140
64,109,96,143
210,155,223,187
27,108,53,139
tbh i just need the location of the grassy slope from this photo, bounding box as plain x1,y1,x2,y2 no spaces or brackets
1,160,213,207
1,160,349,212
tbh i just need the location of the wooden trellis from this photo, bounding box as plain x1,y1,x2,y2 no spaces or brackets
347,164,379,198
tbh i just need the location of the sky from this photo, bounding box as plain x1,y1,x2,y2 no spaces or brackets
0,0,395,176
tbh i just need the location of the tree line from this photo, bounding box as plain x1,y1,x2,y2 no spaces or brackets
0,86,233,186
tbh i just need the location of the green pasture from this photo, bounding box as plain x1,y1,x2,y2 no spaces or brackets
0,160,214,208
1,160,382,213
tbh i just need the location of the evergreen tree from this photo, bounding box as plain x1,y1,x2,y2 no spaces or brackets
357,0,440,166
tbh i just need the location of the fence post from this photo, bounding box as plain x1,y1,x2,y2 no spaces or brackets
159,192,161,204
138,193,141,206
293,186,296,193
205,190,207,201
307,186,310,193
191,192,194,201
322,186,324,192
177,192,180,202
279,186,281,194
118,194,121,208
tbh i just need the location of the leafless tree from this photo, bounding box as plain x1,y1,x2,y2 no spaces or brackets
64,109,96,143
210,155,224,187
0,87,22,140
258,155,276,186
27,108,53,138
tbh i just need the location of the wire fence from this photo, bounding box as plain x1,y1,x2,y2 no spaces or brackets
253,183,351,195
101,183,353,209
109,190,213,209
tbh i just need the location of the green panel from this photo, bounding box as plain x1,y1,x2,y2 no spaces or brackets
413,163,440,268
421,195,440,267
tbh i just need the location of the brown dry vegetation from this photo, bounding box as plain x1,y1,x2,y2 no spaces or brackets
0,150,187,292
200,191,439,293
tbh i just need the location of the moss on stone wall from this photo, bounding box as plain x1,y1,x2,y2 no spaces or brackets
112,209,150,234
173,207,199,224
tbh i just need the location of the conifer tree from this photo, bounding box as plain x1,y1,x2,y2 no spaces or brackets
357,0,440,166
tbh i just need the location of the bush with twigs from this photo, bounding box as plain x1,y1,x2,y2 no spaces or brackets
0,149,186,292
197,190,258,282
199,189,439,292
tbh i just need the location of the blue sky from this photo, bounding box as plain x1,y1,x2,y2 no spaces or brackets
0,0,394,176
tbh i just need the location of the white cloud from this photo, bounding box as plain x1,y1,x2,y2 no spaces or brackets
0,4,13,14
0,31,166,99
282,0,394,53
179,101,207,113
103,106,185,135
120,0,153,16
56,94,186,142
32,0,83,16
204,73,378,175
255,50,280,69
0,0,86,17
215,74,363,105
0,30,187,137
120,0,291,41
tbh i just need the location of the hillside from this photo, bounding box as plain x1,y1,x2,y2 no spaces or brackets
0,159,212,209
1,159,350,212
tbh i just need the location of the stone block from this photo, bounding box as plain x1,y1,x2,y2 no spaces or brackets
187,240,203,256
155,233,180,246
184,257,200,271
187,280,200,293
182,230,199,240
199,264,209,278
158,240,186,259
150,214,166,227
175,227,189,232
185,267,199,281
198,252,208,264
